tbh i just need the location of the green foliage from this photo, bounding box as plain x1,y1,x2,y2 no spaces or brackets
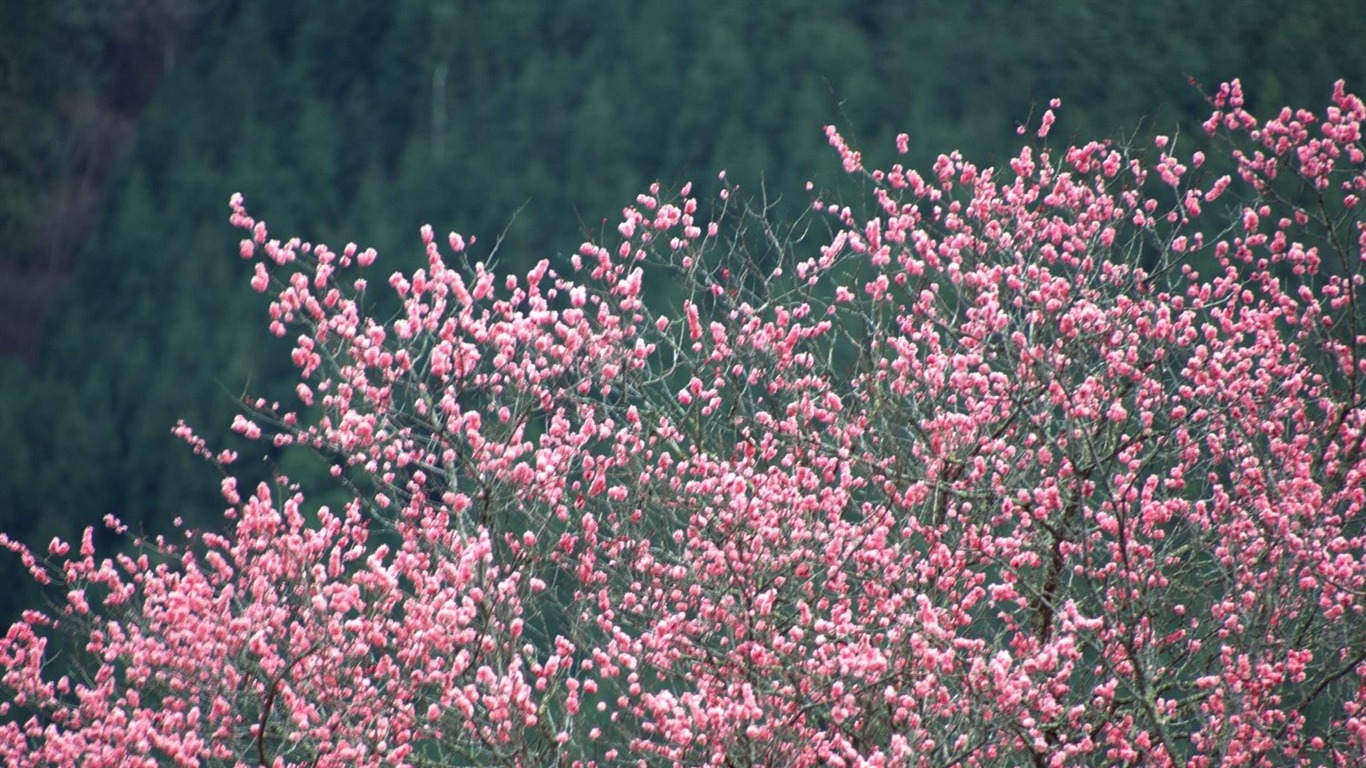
0,21,30,249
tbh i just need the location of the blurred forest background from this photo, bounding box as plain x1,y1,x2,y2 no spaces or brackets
2,0,1366,625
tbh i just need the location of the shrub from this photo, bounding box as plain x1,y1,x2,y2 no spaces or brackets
4,80,1366,767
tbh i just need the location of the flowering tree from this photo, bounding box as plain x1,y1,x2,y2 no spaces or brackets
4,79,1366,767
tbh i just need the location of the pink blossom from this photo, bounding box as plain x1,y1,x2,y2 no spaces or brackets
5,80,1366,768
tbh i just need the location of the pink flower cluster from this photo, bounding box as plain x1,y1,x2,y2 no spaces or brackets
4,81,1366,767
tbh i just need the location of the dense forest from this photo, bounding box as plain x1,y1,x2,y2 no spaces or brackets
2,0,1366,625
